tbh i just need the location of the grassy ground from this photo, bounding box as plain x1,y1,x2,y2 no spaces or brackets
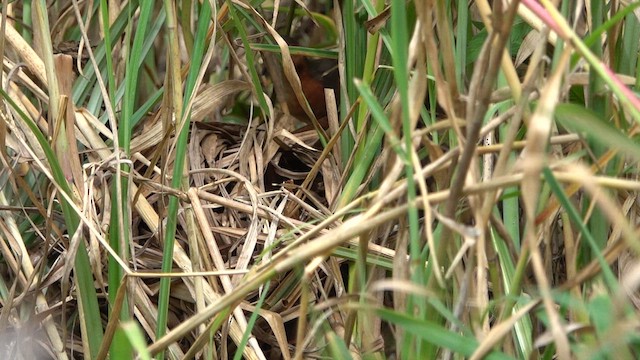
2,0,640,359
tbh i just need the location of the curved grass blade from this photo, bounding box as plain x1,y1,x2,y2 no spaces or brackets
0,87,104,359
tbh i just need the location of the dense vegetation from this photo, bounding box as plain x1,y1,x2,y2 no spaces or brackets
1,1,640,359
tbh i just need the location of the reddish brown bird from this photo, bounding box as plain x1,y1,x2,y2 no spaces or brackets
264,53,339,126
287,56,339,121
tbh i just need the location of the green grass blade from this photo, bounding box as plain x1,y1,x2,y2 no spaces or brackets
0,87,104,359
376,307,512,360
541,167,618,290
232,282,270,360
155,2,212,357
121,321,153,360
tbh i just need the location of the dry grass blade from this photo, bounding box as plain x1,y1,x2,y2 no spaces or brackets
188,188,262,355
520,48,573,359
470,300,541,360
4,24,47,86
